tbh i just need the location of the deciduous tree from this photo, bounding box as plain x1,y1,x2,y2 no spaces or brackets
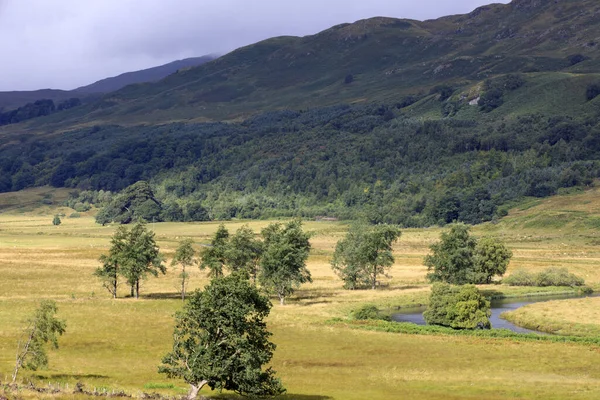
259,219,311,305
171,238,197,300
12,300,66,383
159,274,285,400
331,224,401,289
199,224,229,279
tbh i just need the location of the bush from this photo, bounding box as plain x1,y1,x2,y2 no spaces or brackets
502,269,536,286
352,304,385,320
535,267,585,287
504,267,585,287
423,283,491,329
68,212,81,218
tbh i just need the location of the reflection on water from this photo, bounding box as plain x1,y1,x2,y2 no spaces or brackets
391,293,595,334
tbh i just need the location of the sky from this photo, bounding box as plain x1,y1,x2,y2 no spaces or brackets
0,0,510,91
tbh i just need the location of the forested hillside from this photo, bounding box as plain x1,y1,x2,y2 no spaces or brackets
1,0,599,226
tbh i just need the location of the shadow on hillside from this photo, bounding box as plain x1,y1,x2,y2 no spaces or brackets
32,373,109,380
292,288,338,306
141,292,182,300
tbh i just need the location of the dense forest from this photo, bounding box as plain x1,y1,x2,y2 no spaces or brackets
2,92,600,226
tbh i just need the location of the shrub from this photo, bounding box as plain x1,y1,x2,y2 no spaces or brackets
423,283,491,329
502,269,536,286
68,212,81,218
504,267,585,287
535,267,585,287
352,304,384,320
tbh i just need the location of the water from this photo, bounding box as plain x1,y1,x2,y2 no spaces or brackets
391,292,596,334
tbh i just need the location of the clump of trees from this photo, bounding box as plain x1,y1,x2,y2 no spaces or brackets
331,224,401,289
504,267,585,287
94,220,165,298
425,223,512,285
95,181,210,225
423,283,491,329
12,300,66,383
478,74,525,112
159,274,285,399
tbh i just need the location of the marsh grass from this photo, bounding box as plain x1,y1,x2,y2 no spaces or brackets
3,188,600,398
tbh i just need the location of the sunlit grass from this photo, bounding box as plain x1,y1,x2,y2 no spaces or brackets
3,187,600,398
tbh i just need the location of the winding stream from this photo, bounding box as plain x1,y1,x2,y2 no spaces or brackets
391,292,595,334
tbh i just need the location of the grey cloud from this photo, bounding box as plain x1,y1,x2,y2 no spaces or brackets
0,0,509,91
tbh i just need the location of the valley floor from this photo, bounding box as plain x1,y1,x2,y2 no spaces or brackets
2,188,600,399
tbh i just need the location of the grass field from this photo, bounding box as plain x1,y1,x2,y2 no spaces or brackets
2,188,600,399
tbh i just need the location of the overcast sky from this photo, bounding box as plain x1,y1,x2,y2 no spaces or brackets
0,0,510,91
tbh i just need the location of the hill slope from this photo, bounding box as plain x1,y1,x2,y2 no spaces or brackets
16,0,600,129
74,55,216,94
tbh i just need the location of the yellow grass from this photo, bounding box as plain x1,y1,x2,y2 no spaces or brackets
2,187,600,398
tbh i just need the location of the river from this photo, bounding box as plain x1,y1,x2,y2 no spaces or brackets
391,292,595,334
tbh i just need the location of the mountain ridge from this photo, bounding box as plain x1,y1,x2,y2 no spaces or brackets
9,0,597,131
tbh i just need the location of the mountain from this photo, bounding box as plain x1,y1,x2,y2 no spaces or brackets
1,0,600,226
74,55,216,94
0,55,216,113
0,89,80,113
15,0,599,129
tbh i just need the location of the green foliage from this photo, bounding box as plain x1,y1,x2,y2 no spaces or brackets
352,304,387,321
171,238,197,300
472,237,513,284
52,215,61,226
12,300,67,383
226,225,263,282
423,283,491,329
425,224,477,284
479,74,525,112
199,224,230,279
94,221,165,298
259,219,312,305
159,274,285,399
504,267,585,287
95,181,162,225
425,224,512,284
331,224,401,289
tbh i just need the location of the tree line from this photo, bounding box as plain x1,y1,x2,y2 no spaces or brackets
2,100,600,226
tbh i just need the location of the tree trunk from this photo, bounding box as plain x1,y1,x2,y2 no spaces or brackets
181,267,186,301
187,380,208,400
372,266,377,290
135,280,140,299
279,294,285,306
130,285,134,298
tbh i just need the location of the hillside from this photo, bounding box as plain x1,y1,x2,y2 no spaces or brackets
1,0,600,227
0,55,215,113
0,89,83,113
73,55,216,93
9,0,599,129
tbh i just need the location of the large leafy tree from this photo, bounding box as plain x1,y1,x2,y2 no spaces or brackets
94,226,129,298
95,221,165,298
331,224,401,290
199,224,230,279
171,238,197,301
159,274,285,400
121,221,165,298
12,300,67,383
95,181,162,225
226,225,263,283
472,237,513,284
425,223,477,285
259,219,311,305
425,224,512,284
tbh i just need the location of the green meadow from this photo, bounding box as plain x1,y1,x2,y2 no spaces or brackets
2,187,600,399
